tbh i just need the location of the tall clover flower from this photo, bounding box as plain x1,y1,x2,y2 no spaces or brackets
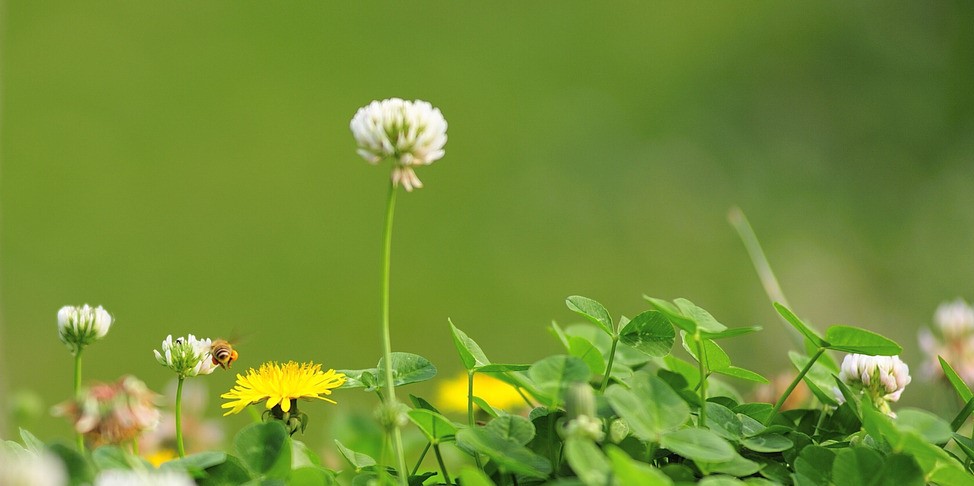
58,304,113,452
350,98,447,484
836,354,911,417
221,361,345,435
154,335,217,457
919,299,974,385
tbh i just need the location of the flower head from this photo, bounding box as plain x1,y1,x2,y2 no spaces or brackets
919,299,974,385
221,361,345,416
58,304,113,352
836,354,911,416
435,372,526,413
350,98,448,191
53,375,161,447
154,335,217,378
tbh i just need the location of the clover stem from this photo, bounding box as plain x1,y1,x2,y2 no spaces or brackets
768,347,825,425
600,335,619,393
73,348,85,453
433,443,453,486
411,442,431,476
175,376,186,457
695,335,708,427
380,181,408,485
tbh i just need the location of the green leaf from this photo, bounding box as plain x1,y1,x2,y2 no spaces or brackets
408,394,441,414
875,454,925,486
740,433,793,453
407,409,458,443
92,445,148,471
682,335,731,371
832,448,883,486
645,296,697,333
714,365,769,384
824,326,902,355
704,402,743,441
527,355,590,404
696,453,762,477
564,438,610,485
198,455,253,486
450,320,490,370
951,397,974,432
606,372,689,442
455,427,552,478
660,428,736,463
773,303,825,347
290,467,338,486
471,396,500,417
794,446,835,486
566,295,614,335
832,376,861,420
939,356,974,402
674,298,728,333
334,440,376,471
485,415,535,446
476,363,531,372
162,451,227,476
291,440,322,468
377,352,438,387
567,335,607,375
619,310,676,357
234,421,291,479
48,444,94,486
457,466,496,486
698,477,746,486
893,408,953,444
604,445,674,485
334,368,377,389
700,325,763,340
18,429,44,454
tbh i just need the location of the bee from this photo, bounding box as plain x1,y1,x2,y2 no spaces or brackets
210,339,239,370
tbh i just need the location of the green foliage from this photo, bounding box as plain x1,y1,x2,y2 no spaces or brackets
24,296,974,485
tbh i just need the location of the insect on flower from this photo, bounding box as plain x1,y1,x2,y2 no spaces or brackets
210,339,239,370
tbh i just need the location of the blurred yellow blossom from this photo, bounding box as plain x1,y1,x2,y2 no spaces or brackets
436,373,526,413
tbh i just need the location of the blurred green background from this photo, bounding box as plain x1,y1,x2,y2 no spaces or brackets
2,1,973,451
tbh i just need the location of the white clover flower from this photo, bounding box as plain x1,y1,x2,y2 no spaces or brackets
563,414,605,442
94,469,194,486
934,298,974,338
836,354,911,416
154,335,217,378
58,304,113,353
350,98,448,192
0,448,67,486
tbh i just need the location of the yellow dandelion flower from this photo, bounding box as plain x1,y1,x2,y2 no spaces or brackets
436,372,527,413
145,449,177,468
220,361,345,416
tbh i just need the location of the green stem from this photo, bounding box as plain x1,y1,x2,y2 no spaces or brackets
467,370,475,427
433,443,453,486
767,347,825,425
73,349,85,453
695,335,708,427
175,376,186,457
599,335,619,393
813,403,828,437
411,442,431,476
380,182,408,485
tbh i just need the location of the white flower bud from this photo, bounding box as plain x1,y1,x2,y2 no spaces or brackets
350,98,448,192
562,414,605,442
95,469,195,486
837,353,911,415
0,448,67,486
934,299,974,338
57,304,113,353
153,335,217,378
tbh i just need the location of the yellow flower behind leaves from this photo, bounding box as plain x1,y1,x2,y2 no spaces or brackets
436,372,526,413
220,361,345,416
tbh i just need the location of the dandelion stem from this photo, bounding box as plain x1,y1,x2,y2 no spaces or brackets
175,376,186,458
433,443,453,486
599,335,619,393
73,348,85,453
380,181,408,485
768,347,825,425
